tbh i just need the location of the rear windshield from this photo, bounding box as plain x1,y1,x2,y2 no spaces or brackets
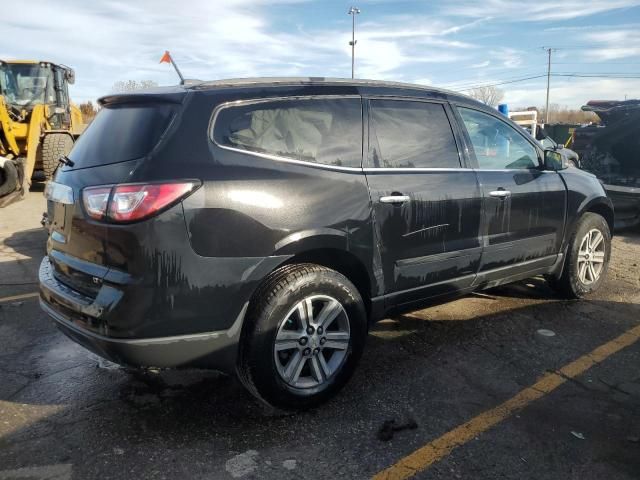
68,104,175,169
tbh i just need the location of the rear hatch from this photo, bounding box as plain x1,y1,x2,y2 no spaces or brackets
578,100,640,188
45,91,184,297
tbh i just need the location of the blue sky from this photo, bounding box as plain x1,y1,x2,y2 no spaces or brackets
3,0,640,108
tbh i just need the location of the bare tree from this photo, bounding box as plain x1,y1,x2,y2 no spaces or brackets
469,86,505,107
111,80,158,92
539,103,599,124
78,101,98,123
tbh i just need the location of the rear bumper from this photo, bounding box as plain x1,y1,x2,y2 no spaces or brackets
604,184,640,229
39,256,244,372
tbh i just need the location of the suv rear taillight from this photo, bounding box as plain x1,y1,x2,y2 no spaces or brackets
82,181,200,223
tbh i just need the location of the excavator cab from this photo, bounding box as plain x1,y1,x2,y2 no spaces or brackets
0,60,83,207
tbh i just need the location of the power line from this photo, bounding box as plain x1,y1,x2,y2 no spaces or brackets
450,73,640,92
552,62,640,65
452,74,548,91
554,71,640,75
538,44,618,50
442,72,544,89
554,73,640,78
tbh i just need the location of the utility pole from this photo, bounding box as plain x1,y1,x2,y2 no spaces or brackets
545,47,552,124
348,6,360,79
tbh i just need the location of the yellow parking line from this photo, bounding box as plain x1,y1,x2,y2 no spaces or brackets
373,323,640,480
0,292,39,304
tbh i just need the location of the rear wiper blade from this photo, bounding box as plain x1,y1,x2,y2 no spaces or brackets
58,155,75,167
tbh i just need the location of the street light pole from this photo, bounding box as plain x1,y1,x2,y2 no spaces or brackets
348,6,360,79
544,47,552,124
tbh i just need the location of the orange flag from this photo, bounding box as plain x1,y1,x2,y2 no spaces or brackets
159,51,171,64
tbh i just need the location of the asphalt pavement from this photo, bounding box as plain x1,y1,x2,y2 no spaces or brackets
1,191,639,479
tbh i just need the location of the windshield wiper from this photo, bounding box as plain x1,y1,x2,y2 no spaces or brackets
58,155,75,167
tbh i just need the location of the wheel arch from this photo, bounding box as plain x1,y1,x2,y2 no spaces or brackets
280,248,373,312
554,195,614,279
270,229,375,311
245,245,375,325
581,196,614,235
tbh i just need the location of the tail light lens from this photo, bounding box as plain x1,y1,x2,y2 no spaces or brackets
82,181,199,223
83,187,111,220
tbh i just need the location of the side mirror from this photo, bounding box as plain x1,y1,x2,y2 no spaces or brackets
65,69,75,85
544,149,566,171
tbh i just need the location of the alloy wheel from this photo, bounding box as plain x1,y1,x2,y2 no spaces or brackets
577,228,606,285
274,295,350,389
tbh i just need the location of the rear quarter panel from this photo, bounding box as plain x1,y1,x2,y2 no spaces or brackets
161,88,377,297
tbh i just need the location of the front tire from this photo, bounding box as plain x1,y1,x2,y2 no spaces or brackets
41,134,74,180
237,264,367,411
552,212,611,298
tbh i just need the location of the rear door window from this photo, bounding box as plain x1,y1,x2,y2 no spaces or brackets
212,98,362,168
68,104,175,169
368,100,461,169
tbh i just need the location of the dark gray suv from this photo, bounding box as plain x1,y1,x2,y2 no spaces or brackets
40,78,614,409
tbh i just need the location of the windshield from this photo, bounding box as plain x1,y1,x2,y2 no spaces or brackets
0,63,55,108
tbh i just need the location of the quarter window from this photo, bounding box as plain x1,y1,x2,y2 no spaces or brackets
458,107,539,170
213,98,362,168
369,100,461,169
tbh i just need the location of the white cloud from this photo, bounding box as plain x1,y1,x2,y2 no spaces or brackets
1,0,347,100
490,48,524,68
441,16,493,35
2,0,638,109
584,30,640,60
1,1,484,101
444,0,640,21
503,77,640,107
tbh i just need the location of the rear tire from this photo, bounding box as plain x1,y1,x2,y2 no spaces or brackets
237,264,367,411
41,134,74,180
551,213,611,298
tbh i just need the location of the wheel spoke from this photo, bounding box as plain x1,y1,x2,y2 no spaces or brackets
315,299,342,329
588,262,598,282
591,251,605,263
324,339,348,350
284,350,306,382
579,238,589,256
578,261,588,283
275,339,300,351
318,353,332,377
591,231,604,250
325,331,350,341
276,330,301,342
297,299,313,330
309,356,324,383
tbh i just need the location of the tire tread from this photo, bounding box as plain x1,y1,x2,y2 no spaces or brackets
41,134,73,180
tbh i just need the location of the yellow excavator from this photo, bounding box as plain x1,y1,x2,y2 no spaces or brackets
0,60,84,206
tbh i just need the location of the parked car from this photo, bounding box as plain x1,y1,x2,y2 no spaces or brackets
40,78,614,410
573,100,640,229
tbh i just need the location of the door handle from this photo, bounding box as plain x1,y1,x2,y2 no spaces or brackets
380,195,410,204
489,189,511,199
